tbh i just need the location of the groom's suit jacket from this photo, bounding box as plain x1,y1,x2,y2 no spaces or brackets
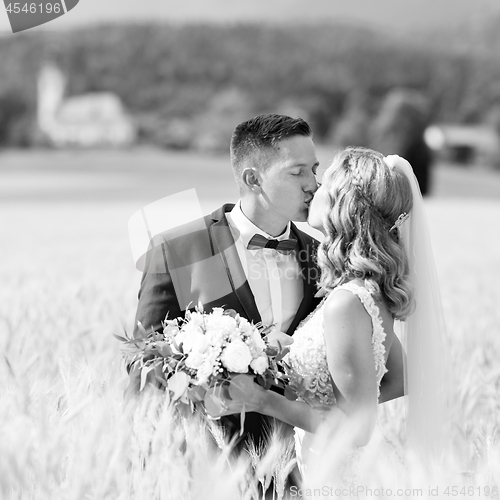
133,203,321,446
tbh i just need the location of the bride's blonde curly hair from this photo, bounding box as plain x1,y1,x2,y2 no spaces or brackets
317,147,415,320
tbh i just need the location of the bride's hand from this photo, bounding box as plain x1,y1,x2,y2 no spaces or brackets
206,376,269,417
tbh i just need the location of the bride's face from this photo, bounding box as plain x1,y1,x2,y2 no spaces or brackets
307,182,329,233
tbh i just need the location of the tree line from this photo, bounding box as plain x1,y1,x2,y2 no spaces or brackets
0,21,499,150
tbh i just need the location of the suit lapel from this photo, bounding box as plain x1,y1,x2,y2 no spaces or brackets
285,224,321,335
208,207,319,333
209,205,262,324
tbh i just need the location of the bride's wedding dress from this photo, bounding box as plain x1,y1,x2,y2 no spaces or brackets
286,281,403,485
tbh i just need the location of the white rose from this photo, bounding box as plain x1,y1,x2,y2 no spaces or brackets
221,340,252,373
206,315,237,337
250,355,269,375
182,329,209,354
185,351,204,369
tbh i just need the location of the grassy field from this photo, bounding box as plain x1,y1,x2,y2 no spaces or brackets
1,148,500,498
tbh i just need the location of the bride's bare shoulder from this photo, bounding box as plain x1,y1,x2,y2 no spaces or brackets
323,288,371,331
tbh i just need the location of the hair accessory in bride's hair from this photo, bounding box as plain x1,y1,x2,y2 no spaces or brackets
390,212,409,232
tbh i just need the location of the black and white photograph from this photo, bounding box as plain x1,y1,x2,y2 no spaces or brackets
1,1,500,499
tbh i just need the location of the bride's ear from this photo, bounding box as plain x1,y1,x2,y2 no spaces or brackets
242,168,262,192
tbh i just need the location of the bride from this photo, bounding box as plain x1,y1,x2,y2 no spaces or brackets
221,147,449,484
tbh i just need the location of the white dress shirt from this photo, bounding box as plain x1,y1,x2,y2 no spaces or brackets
226,201,303,333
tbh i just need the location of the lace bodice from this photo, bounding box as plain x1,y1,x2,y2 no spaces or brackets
286,282,389,407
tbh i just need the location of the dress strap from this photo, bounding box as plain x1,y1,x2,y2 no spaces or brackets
333,282,383,332
332,282,388,387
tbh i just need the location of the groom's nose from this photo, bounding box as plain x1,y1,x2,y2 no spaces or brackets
304,174,318,194
304,172,319,194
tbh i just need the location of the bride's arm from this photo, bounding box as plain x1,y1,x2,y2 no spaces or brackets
220,379,347,434
250,387,347,434
321,290,379,445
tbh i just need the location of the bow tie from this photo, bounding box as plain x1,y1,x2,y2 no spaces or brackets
247,234,297,253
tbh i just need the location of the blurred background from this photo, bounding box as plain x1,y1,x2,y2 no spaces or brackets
1,0,500,208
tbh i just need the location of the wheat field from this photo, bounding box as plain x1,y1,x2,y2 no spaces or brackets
1,150,500,499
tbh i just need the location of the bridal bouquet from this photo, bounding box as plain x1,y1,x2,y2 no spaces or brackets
117,306,290,420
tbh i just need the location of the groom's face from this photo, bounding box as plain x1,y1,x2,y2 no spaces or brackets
259,135,319,224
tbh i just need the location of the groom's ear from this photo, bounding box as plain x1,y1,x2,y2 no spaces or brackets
241,168,262,192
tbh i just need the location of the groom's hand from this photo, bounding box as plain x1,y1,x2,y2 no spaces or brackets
209,377,267,418
266,330,294,348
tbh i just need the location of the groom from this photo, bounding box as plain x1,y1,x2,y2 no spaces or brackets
126,114,322,447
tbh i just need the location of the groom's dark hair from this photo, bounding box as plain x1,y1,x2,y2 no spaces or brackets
230,114,312,184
